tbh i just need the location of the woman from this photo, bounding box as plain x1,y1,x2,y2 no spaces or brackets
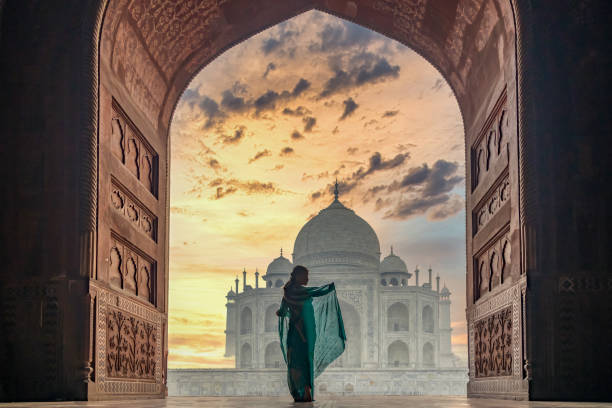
276,265,346,402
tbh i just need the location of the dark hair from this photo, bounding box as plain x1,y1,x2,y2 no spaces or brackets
284,265,308,289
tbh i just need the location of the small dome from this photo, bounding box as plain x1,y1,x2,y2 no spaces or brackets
380,247,411,277
265,249,292,277
226,288,235,297
441,285,451,296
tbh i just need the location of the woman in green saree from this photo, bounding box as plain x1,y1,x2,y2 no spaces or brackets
276,265,346,402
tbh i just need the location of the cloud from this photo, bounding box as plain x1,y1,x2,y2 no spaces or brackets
199,96,225,129
254,90,281,113
386,160,463,197
352,151,410,180
218,126,246,145
270,164,284,171
428,195,464,220
347,147,358,155
340,97,358,120
303,116,317,132
248,149,271,163
280,147,294,156
208,178,283,199
261,28,297,55
382,110,399,118
220,90,247,113
291,130,304,140
282,106,310,116
309,22,376,53
263,62,276,78
384,195,450,220
320,54,401,98
432,78,444,91
292,78,311,96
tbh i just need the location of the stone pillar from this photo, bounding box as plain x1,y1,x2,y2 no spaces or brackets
415,267,419,287
255,269,259,289
436,275,440,293
242,269,246,292
235,276,239,294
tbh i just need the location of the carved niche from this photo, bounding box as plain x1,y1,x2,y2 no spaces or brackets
473,174,510,235
106,308,157,380
474,229,511,301
111,178,158,241
111,100,159,197
474,307,512,377
471,91,509,191
109,234,156,305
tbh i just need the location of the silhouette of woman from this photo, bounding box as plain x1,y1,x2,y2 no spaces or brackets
276,265,346,402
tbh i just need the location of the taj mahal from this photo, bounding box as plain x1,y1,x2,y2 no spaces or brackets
167,184,467,396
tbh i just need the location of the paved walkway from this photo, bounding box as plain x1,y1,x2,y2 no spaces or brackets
1,397,611,408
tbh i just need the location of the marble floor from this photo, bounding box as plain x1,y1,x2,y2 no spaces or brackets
1,397,611,408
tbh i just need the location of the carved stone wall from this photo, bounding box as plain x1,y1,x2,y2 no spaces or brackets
111,179,157,242
109,233,156,305
474,229,511,301
474,307,512,377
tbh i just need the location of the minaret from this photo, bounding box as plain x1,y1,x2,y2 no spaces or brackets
242,268,246,292
439,283,453,365
235,276,239,294
436,273,440,293
334,178,339,201
428,265,433,287
415,266,420,287
255,268,259,289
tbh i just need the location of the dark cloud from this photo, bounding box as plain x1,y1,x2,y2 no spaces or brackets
248,149,271,163
263,62,276,78
320,54,401,98
355,58,400,85
347,147,358,155
218,126,246,145
182,88,200,107
261,27,297,55
280,147,294,156
352,152,410,180
282,106,309,116
291,130,304,140
332,126,339,134
428,197,463,220
320,69,352,98
382,110,399,118
303,116,317,132
208,158,222,172
340,97,358,120
199,96,225,129
310,22,376,53
311,191,322,201
208,178,283,199
220,90,247,113
364,119,378,128
254,90,281,113
386,160,463,196
383,195,450,220
292,78,311,96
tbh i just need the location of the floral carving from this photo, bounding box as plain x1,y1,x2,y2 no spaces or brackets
474,307,512,377
106,309,157,379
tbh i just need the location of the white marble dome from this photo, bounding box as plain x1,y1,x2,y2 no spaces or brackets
380,248,411,277
265,252,292,276
293,196,381,268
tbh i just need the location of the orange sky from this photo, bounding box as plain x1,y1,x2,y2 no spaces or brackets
168,10,466,368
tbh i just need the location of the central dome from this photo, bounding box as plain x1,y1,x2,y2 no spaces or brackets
292,187,380,269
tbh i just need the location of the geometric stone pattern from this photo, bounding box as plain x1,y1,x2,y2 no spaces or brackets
473,229,511,301
473,174,510,235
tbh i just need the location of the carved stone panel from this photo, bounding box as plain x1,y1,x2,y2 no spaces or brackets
106,308,157,380
471,92,509,191
111,100,158,197
474,307,512,378
474,229,511,301
109,233,156,305
473,174,510,235
111,178,158,241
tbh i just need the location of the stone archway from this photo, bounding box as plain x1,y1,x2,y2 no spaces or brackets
3,0,611,403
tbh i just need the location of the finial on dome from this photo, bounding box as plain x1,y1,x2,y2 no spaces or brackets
280,248,283,257
390,245,394,255
334,178,339,200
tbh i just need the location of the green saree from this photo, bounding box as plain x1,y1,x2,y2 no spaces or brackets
278,281,346,401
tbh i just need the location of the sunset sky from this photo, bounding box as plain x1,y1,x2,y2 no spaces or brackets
168,10,466,369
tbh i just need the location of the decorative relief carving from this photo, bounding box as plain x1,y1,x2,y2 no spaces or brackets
337,290,363,312
473,175,510,235
474,307,512,378
111,100,158,197
471,92,509,191
474,229,510,301
106,307,157,380
109,233,156,305
91,283,163,394
111,179,157,241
